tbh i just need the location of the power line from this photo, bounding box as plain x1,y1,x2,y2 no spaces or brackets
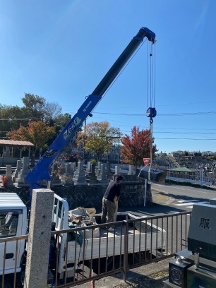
0,118,40,121
93,111,216,117
153,127,216,131
154,131,216,135
156,137,216,140
63,100,216,112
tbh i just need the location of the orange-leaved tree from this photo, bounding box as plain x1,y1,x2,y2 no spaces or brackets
7,121,56,158
121,126,157,168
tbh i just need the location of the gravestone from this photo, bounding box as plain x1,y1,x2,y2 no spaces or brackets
86,162,92,174
97,163,108,185
88,164,98,184
51,163,61,186
15,157,30,186
96,161,101,177
73,162,86,185
60,161,66,174
62,163,74,185
128,165,134,175
13,160,22,181
86,162,92,183
106,161,113,180
5,165,13,186
115,165,120,175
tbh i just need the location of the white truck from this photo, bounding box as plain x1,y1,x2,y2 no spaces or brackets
0,193,27,288
0,192,166,287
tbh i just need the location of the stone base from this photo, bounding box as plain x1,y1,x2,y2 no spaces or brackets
2,180,153,210
187,265,216,288
163,279,179,287
14,183,30,188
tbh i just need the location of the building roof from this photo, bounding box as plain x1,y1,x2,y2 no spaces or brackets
0,140,34,147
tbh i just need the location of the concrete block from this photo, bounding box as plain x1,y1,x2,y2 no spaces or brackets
24,188,54,288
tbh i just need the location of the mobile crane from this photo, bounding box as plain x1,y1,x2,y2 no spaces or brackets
25,27,156,193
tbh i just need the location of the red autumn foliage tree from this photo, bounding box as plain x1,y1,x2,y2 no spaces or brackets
7,121,56,157
121,126,157,168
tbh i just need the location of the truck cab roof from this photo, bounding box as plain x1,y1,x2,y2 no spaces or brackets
0,193,26,210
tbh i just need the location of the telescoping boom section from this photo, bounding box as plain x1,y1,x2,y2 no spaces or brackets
26,27,156,189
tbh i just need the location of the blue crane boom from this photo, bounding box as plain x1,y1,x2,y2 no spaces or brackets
26,27,156,190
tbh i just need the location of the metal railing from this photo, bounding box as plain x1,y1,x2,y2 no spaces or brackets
0,211,191,287
52,211,191,287
0,234,28,288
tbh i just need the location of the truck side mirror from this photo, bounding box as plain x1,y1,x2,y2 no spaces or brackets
136,167,167,183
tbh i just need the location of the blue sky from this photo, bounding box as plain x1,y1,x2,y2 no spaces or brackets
0,0,216,153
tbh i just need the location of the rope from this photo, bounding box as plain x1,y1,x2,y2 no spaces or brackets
147,42,149,108
146,42,156,180
146,42,156,111
153,44,156,108
149,44,152,107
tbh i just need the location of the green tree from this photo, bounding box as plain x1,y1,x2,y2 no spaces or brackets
52,113,71,131
0,94,72,139
77,121,120,160
22,94,73,129
22,93,47,120
0,105,28,138
121,126,157,168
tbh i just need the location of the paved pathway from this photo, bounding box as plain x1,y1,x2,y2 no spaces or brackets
74,258,171,287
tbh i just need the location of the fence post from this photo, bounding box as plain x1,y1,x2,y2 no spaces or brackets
24,188,54,288
123,220,128,282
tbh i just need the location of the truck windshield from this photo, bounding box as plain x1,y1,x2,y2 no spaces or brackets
0,211,19,238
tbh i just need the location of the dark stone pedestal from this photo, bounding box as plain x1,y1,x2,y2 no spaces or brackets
187,265,216,288
163,279,180,287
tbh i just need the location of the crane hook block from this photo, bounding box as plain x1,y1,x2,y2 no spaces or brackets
146,107,157,118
